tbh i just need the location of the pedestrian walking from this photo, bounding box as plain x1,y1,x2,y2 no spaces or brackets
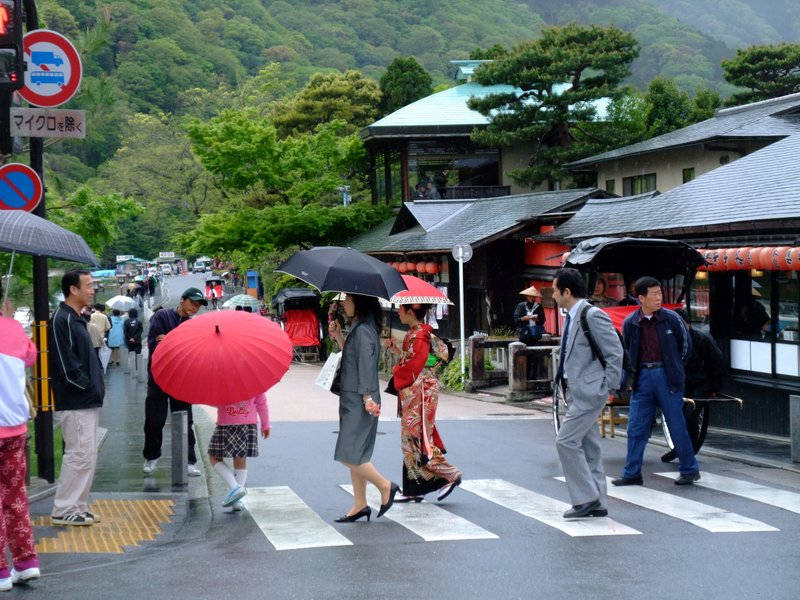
552,268,623,518
613,276,700,487
328,293,399,522
147,275,156,308
383,303,462,503
660,309,726,463
208,393,271,511
107,309,125,366
142,287,206,477
0,289,41,590
88,303,110,359
48,270,105,526
123,307,145,382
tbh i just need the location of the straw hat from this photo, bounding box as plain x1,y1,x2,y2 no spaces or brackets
519,286,542,297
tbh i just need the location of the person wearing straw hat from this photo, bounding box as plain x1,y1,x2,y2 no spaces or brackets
514,285,546,345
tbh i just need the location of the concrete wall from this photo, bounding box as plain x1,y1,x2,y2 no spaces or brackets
501,144,550,194
596,141,770,195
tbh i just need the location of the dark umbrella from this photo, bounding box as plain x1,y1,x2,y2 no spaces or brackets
276,246,407,299
0,209,99,265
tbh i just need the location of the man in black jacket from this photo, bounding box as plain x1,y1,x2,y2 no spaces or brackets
48,270,105,526
661,309,726,462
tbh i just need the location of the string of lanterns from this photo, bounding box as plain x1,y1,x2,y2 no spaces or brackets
699,247,800,271
386,260,440,274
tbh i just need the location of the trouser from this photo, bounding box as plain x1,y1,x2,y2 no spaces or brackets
0,434,38,571
622,367,699,477
52,408,101,518
143,384,197,464
126,350,146,382
556,392,607,508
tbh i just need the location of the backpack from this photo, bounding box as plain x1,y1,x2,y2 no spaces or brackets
578,304,633,396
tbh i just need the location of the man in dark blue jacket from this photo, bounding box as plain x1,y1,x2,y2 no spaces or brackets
613,276,700,487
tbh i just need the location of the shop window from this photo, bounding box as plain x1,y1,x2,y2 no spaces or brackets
408,139,499,199
605,179,615,194
622,173,656,196
682,167,695,183
776,271,799,376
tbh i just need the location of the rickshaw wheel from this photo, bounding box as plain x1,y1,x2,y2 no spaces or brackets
552,382,568,435
660,401,710,452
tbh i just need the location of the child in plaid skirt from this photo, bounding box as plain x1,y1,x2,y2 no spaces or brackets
209,392,270,510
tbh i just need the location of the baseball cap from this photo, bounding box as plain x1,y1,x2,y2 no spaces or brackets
182,287,208,305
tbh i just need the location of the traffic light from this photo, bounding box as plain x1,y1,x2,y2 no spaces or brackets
0,0,23,91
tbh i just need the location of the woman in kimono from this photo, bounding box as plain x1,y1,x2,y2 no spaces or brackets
384,303,462,502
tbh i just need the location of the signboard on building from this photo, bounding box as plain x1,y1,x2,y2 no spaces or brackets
116,255,134,263
11,107,85,138
159,251,175,258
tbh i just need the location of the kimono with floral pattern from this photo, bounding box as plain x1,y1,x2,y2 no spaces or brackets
393,323,462,496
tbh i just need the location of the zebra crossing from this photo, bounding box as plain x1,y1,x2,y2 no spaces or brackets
239,471,799,551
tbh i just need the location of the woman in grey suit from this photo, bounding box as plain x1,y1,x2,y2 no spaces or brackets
328,293,399,522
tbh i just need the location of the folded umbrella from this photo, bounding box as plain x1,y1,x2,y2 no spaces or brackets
276,246,406,300
150,311,293,406
105,295,137,311
390,274,453,305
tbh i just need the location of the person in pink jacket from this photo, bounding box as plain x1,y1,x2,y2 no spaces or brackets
0,295,41,590
208,392,270,510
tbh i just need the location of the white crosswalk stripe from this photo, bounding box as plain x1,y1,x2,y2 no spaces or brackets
340,485,499,542
462,479,641,537
576,477,780,533
656,471,800,515
243,486,352,551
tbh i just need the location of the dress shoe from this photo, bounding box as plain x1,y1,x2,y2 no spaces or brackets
661,449,677,463
674,471,701,485
334,506,371,522
589,507,608,517
377,482,400,518
563,499,603,519
611,474,644,486
395,494,423,503
437,477,462,501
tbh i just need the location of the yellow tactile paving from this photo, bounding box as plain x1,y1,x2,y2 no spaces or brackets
34,499,175,554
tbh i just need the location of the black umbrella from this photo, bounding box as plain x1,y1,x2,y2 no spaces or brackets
276,246,407,300
0,210,99,265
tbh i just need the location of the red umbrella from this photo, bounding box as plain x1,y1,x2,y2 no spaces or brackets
150,311,293,406
389,274,453,305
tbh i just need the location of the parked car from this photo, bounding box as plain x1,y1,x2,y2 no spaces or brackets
160,264,172,276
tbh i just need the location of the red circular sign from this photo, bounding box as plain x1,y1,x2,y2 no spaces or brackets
0,163,44,212
19,30,82,108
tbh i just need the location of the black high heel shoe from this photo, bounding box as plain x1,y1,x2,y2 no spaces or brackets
377,482,400,518
334,506,371,522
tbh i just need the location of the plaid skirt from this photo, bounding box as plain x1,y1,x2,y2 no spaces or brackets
208,424,259,458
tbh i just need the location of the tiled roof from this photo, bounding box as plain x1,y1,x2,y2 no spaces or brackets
550,133,800,240
566,92,800,168
349,188,605,253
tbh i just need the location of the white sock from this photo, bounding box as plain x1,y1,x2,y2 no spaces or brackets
234,469,247,487
213,462,238,489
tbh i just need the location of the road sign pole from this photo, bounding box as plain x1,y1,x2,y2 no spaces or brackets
25,0,55,483
458,249,465,378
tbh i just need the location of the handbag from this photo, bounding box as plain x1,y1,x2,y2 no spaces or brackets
314,351,342,392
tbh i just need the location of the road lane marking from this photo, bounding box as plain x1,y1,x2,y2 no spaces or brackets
462,479,640,537
565,477,778,533
340,485,498,542
656,472,800,515
243,486,352,551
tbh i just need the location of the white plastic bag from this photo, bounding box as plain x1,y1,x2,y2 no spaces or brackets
314,352,341,391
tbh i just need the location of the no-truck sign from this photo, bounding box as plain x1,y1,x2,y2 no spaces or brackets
19,29,82,108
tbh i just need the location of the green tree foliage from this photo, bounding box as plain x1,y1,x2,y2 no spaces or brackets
270,71,382,138
468,24,639,188
379,57,433,115
722,43,800,105
643,77,692,137
690,88,721,122
469,44,509,60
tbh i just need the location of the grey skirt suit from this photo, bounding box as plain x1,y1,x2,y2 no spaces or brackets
334,317,381,465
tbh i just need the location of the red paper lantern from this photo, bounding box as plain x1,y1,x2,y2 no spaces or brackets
416,261,426,273
405,262,416,272
771,246,791,270
754,247,772,270
737,247,752,269
722,249,737,270
426,261,438,274
398,262,407,273
705,249,721,271
789,248,800,271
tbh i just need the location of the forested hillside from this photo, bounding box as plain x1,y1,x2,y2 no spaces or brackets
22,0,800,268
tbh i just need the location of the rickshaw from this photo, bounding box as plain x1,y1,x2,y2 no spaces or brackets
205,277,224,309
272,287,324,362
552,237,742,454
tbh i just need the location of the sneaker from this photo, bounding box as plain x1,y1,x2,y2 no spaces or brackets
0,575,11,592
143,459,158,474
231,501,245,512
82,511,100,524
51,513,92,526
11,566,40,584
187,463,202,477
222,485,246,507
